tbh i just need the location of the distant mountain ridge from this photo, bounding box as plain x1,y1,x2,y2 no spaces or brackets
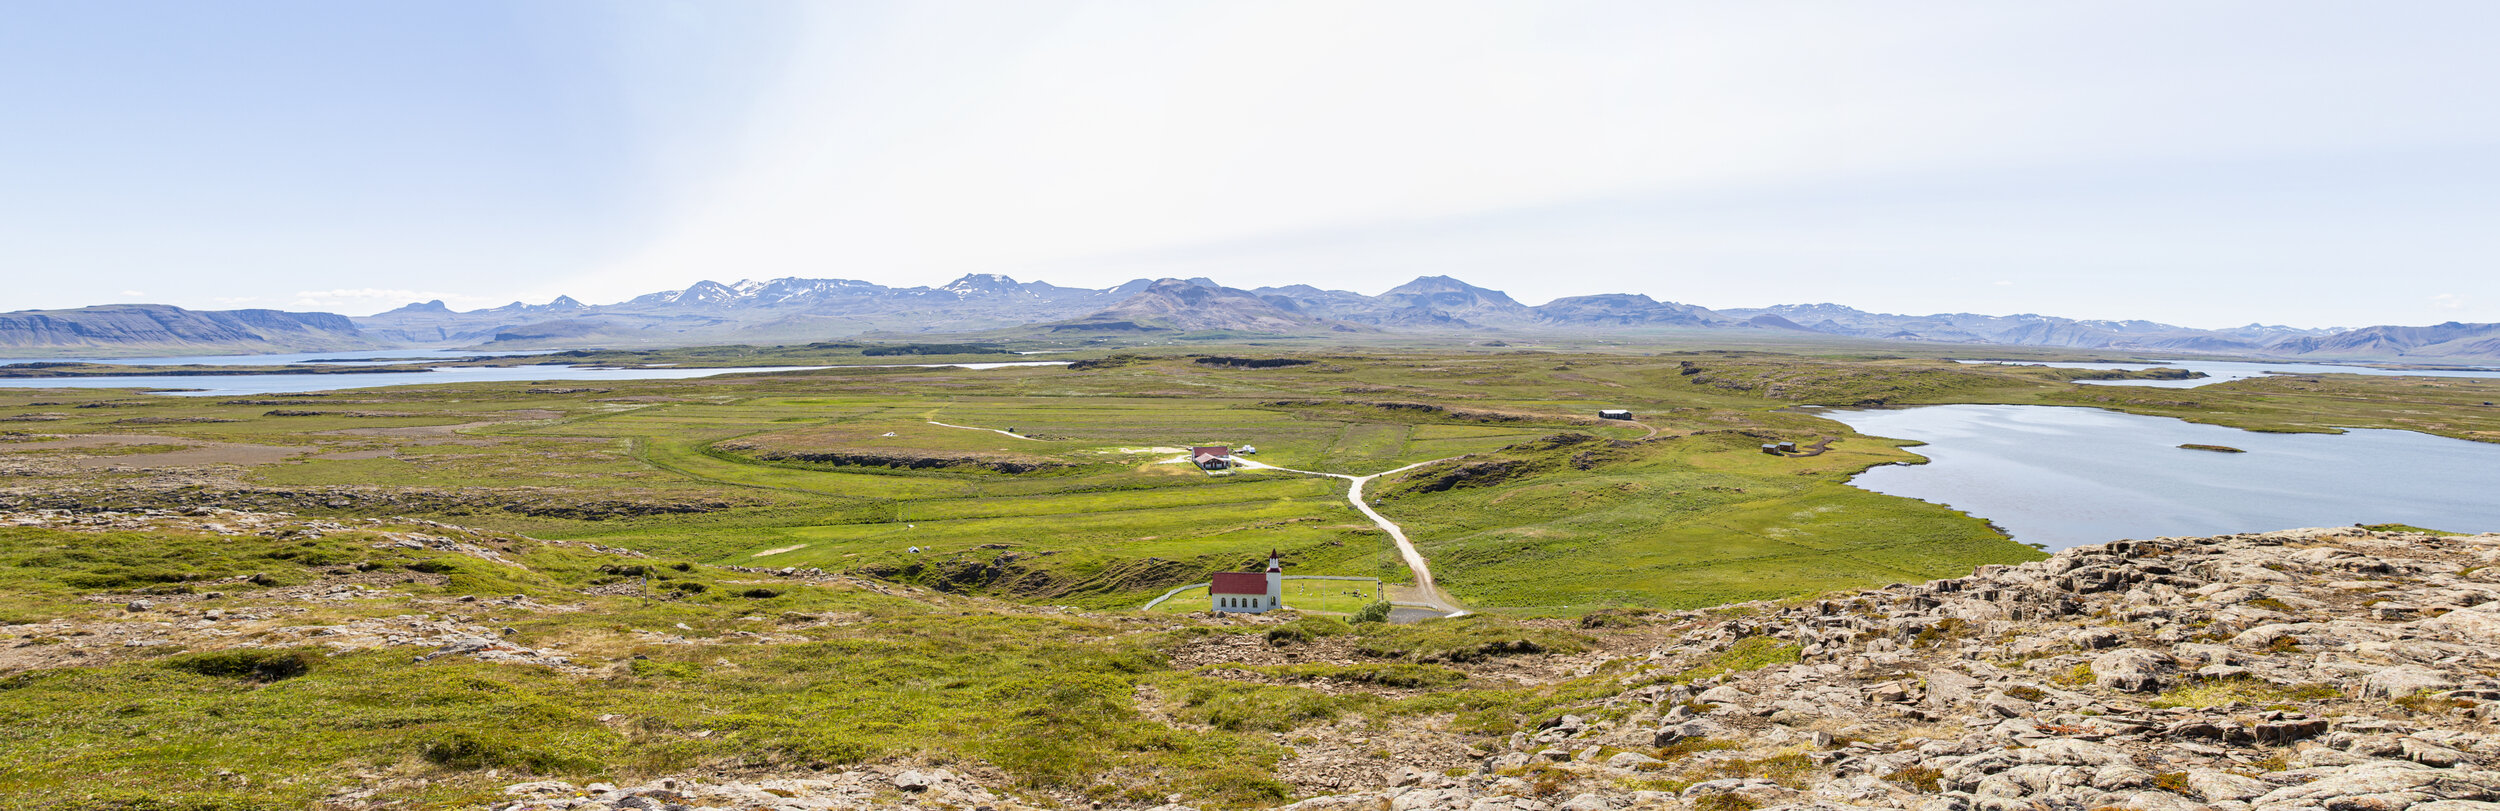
5,275,2497,363
0,304,375,354
1713,304,2344,354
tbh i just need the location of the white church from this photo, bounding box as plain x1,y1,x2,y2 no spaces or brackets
1209,550,1283,613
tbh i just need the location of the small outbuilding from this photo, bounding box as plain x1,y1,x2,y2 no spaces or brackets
1191,445,1233,470
1598,409,1633,421
1761,443,1782,455
1210,550,1283,613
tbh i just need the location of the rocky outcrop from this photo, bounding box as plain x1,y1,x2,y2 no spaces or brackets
1234,526,2500,811
491,769,1048,811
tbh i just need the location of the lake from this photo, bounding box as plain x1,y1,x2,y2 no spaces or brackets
1813,404,2500,550
1959,359,2500,388
0,358,1071,397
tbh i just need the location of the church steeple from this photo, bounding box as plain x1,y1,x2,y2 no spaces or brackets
1264,550,1283,609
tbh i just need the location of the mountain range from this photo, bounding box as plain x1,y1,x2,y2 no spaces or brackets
6,274,2499,362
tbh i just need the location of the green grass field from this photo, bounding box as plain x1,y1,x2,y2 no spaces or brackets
5,341,2498,808
6,347,2490,613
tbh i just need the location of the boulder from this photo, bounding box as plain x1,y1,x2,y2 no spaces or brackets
2184,769,2268,801
2091,649,2173,692
2359,666,2460,700
2249,761,2500,806
2419,603,2500,643
1605,751,1662,769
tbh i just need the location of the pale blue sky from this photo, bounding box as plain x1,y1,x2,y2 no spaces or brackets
3,1,2493,328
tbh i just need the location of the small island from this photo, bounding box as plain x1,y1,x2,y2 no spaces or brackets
2178,443,2247,453
2062,366,2209,382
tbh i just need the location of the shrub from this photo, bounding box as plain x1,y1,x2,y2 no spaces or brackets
1670,637,1802,683
1351,616,1590,663
1352,601,1392,624
164,649,313,683
1258,663,1467,690
416,729,594,773
1691,794,1761,811
1266,616,1353,646
2147,676,2338,709
1883,765,1943,792
1577,608,1651,629
629,659,701,679
1168,681,1347,732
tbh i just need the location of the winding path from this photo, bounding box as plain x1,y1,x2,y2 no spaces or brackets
1233,457,1470,617
927,420,1040,441
918,417,1468,617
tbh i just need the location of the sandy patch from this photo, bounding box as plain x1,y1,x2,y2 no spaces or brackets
309,409,562,444
313,423,498,444
0,433,322,468
750,543,810,558
73,444,307,469
311,450,399,461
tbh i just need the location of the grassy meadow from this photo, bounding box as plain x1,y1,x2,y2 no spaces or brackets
4,340,2498,807
6,346,2495,612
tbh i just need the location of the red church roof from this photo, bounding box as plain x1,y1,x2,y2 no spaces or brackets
1209,572,1268,595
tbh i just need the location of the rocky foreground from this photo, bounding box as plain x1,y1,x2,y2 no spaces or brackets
497,527,2500,810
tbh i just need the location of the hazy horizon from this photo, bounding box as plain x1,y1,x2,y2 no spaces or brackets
176,271,2365,332
5,1,2494,330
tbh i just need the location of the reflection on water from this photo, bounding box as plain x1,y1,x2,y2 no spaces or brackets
1815,404,2500,550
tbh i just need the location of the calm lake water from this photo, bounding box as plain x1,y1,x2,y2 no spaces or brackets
0,358,1071,396
1814,404,2500,550
1960,359,2500,388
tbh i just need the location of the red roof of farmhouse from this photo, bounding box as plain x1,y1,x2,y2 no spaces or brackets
1210,572,1267,595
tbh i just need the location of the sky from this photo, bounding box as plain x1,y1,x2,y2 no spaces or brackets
2,0,2494,329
